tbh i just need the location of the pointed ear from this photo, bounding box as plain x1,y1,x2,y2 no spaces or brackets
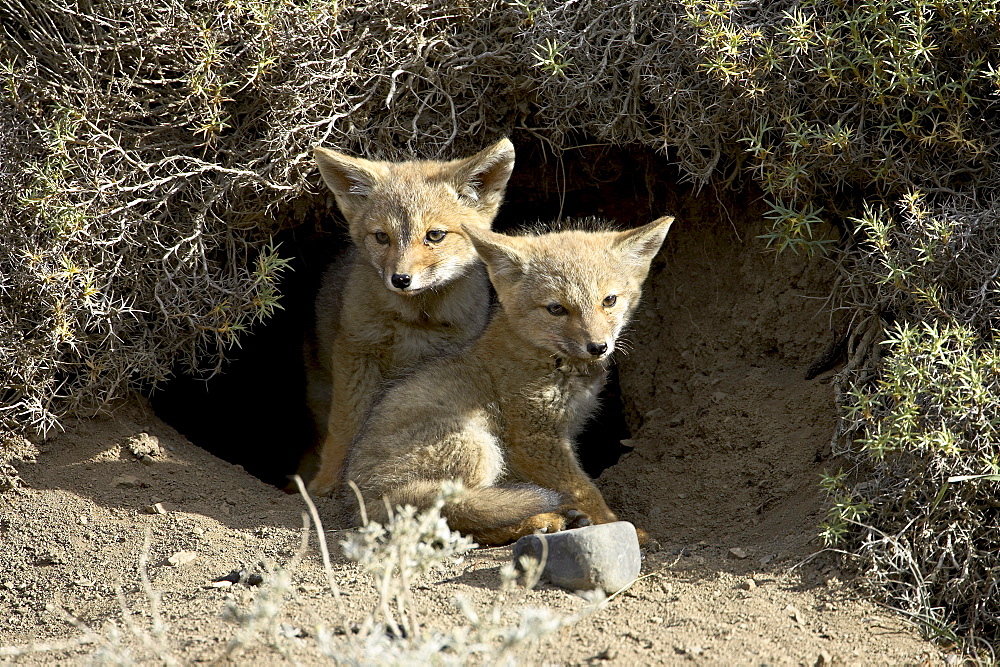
313,146,385,220
462,224,526,285
452,138,515,216
613,215,675,277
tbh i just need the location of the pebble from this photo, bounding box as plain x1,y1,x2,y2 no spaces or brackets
167,551,198,567
785,603,805,625
741,577,757,590
512,521,641,594
145,503,166,515
815,650,833,666
126,432,161,459
112,475,140,489
728,547,748,560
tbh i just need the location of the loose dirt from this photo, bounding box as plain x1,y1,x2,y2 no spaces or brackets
0,400,939,664
0,185,946,664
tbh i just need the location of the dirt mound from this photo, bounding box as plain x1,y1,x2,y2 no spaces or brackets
601,188,837,555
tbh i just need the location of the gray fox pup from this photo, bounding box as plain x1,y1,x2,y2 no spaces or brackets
345,216,674,545
305,139,516,496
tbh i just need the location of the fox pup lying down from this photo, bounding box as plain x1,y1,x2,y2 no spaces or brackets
305,139,515,496
345,216,674,546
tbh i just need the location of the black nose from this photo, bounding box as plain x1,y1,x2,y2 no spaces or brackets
586,342,608,356
391,274,411,289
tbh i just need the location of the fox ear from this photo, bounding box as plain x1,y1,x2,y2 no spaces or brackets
313,147,385,220
613,215,674,277
452,138,515,215
462,225,526,285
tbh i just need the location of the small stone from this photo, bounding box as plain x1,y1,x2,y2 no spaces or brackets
78,516,88,525
741,577,757,590
213,570,242,585
759,553,776,565
140,455,155,465
728,547,748,560
815,650,833,667
208,579,233,589
619,439,635,448
112,475,140,489
785,603,805,625
145,503,166,515
166,551,198,567
126,433,161,459
512,521,641,594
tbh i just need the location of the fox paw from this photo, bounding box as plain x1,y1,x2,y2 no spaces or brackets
562,509,592,529
524,512,567,534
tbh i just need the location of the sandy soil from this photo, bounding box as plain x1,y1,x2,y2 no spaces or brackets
0,194,947,664
0,401,940,665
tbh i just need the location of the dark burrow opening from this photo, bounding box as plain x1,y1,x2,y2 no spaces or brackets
150,139,682,488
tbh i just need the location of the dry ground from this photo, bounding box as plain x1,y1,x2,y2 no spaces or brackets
0,199,949,664
0,401,942,664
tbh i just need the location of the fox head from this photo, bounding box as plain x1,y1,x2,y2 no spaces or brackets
313,138,515,295
464,216,674,363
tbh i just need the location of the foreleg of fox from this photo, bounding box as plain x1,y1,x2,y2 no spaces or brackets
309,342,382,496
507,434,619,525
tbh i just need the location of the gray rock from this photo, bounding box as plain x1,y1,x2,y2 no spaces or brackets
512,521,641,594
126,432,161,459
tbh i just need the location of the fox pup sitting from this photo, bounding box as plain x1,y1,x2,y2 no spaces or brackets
305,139,516,496
345,216,674,545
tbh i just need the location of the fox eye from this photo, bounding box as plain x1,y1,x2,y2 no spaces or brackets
426,230,446,243
546,303,567,316
374,231,390,244
603,295,618,307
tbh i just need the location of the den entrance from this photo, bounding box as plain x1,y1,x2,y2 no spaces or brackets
151,141,838,545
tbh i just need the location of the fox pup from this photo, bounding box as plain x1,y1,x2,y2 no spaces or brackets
345,216,674,546
305,138,516,496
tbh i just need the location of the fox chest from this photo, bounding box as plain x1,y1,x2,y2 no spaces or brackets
386,318,473,368
519,369,606,432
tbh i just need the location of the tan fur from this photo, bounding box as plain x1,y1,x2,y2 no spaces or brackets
345,216,675,546
305,139,515,496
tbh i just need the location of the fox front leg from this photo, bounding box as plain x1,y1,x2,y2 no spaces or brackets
308,339,383,496
506,429,619,526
